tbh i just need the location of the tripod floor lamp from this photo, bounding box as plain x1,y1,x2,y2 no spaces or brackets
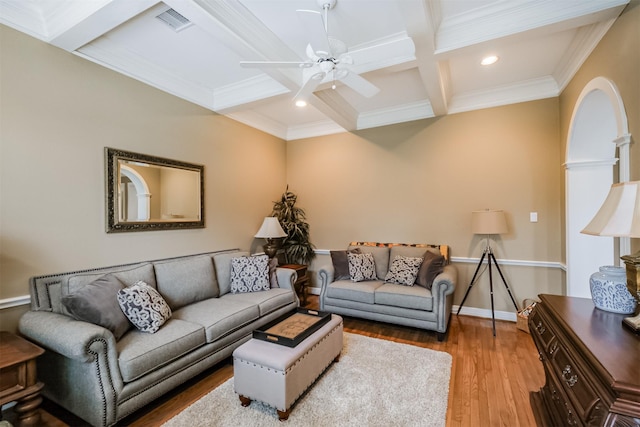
457,209,519,336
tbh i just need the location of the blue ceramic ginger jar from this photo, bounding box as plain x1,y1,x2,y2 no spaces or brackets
589,266,636,314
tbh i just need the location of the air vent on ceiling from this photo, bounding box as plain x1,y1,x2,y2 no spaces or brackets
156,8,192,32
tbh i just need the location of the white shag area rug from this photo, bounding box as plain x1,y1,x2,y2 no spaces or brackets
163,332,452,427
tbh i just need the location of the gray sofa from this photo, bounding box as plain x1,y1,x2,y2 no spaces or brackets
18,250,299,427
319,242,456,341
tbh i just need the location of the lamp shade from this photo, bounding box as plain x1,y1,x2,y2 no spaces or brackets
471,210,508,235
255,217,286,239
581,181,640,238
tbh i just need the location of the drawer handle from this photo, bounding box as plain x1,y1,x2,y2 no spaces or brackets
562,365,578,387
549,342,558,355
536,321,546,335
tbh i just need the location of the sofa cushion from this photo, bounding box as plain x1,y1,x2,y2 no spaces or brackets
384,255,423,286
154,255,218,310
172,297,260,343
213,251,249,296
116,318,205,383
415,251,446,290
374,283,434,311
117,281,172,333
61,273,131,340
230,255,270,293
330,248,361,280
348,244,390,279
348,252,377,282
325,279,385,304
222,288,296,317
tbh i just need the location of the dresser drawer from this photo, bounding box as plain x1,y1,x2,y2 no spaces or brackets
550,343,601,423
529,307,556,350
545,371,583,426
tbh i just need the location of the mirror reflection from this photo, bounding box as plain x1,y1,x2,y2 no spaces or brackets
106,148,204,232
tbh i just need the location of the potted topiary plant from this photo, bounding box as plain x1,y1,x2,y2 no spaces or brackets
271,187,316,265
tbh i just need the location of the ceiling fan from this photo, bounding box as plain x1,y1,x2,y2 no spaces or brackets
240,0,380,104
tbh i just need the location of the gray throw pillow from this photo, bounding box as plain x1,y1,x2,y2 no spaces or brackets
61,273,131,340
330,248,361,280
415,251,446,290
117,280,172,334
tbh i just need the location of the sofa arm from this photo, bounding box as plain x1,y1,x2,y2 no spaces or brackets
432,264,457,297
276,267,297,291
317,263,335,288
19,311,118,363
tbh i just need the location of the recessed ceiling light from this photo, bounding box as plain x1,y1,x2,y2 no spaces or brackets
295,100,307,107
481,55,499,66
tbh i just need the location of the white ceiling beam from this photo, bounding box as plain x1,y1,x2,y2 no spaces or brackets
312,90,359,132
190,0,302,94
50,0,159,51
398,0,449,116
435,0,629,55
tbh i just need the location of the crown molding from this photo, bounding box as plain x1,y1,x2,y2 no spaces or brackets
436,0,628,54
553,19,617,92
225,110,289,140
286,121,346,141
77,38,215,111
213,75,289,111
357,100,434,130
448,76,559,115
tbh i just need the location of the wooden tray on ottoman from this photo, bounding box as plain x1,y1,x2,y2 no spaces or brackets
253,308,331,347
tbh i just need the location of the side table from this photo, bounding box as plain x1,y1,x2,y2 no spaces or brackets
0,331,44,427
280,264,309,306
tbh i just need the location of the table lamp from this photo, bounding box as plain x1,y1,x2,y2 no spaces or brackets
457,209,519,336
255,217,287,258
581,181,640,332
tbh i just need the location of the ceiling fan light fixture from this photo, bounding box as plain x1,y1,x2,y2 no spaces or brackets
481,55,499,66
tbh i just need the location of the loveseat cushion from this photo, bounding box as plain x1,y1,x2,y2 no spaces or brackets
348,252,377,282
374,283,433,311
330,248,361,280
325,279,385,304
116,318,205,383
213,251,249,296
415,251,445,289
172,297,259,343
348,244,390,279
154,255,219,310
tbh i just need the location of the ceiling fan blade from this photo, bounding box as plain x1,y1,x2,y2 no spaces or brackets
339,72,380,98
296,9,331,56
294,71,325,101
240,61,313,68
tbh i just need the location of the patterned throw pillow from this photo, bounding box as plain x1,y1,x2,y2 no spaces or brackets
348,252,377,282
117,281,172,333
384,255,424,286
230,255,270,293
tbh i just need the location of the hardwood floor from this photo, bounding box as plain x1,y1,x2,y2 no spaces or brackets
3,295,544,426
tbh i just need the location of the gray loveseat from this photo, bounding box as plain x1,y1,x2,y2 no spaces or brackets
319,242,456,341
18,250,298,427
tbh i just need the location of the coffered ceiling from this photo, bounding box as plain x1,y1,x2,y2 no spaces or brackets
0,0,629,140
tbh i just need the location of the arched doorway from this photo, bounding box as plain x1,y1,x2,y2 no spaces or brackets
119,165,151,221
565,77,631,297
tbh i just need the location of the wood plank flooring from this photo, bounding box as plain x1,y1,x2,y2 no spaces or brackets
3,295,544,426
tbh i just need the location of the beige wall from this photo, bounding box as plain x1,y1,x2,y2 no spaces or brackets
288,99,565,312
0,26,287,332
559,0,640,256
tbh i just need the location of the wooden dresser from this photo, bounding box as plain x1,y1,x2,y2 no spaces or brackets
529,294,640,426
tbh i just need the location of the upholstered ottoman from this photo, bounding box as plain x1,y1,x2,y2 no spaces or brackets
233,314,343,420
